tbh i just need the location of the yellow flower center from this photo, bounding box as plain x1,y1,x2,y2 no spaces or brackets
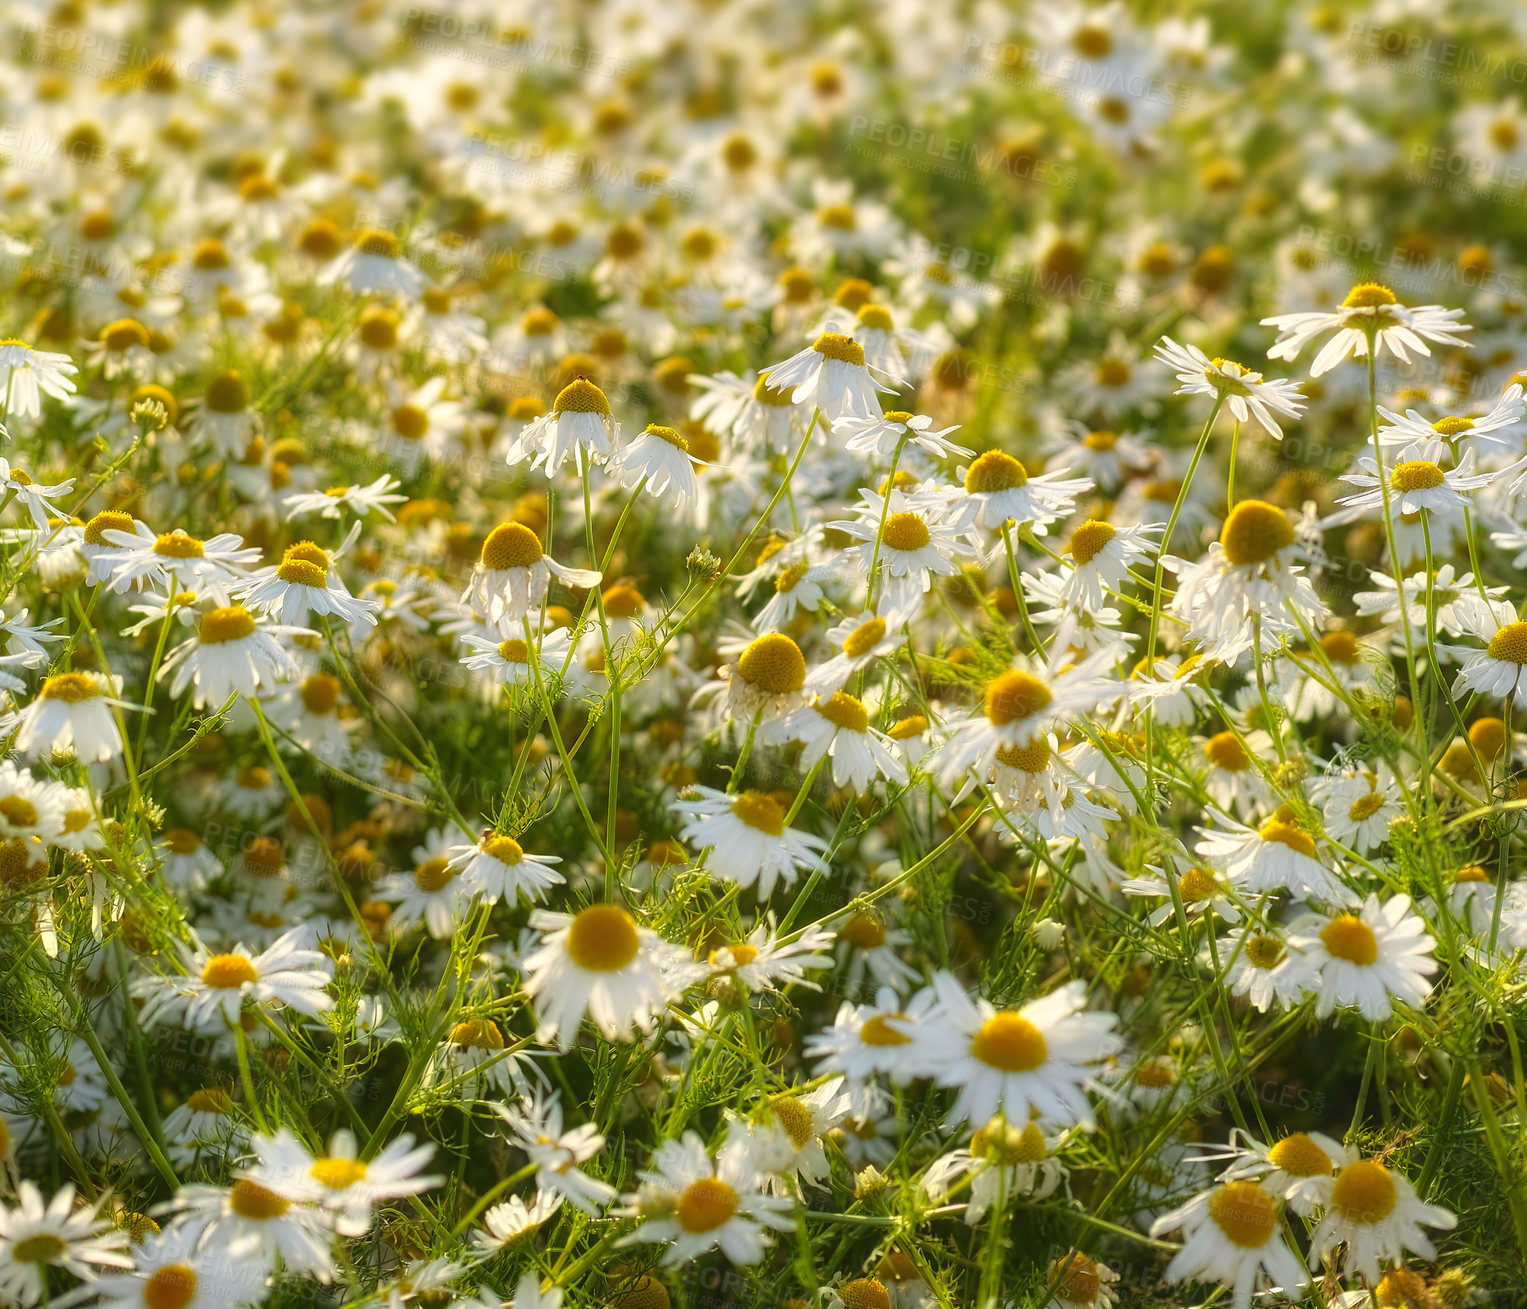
839,1279,890,1309
964,449,1027,493
102,318,150,352
155,532,205,559
355,228,401,258
1047,1254,1100,1304
775,562,810,593
1342,282,1398,309
984,670,1053,726
1245,934,1285,969
565,904,640,971
881,511,931,552
840,913,886,949
971,1013,1047,1071
41,672,102,702
482,522,543,570
645,424,688,451
1258,815,1316,859
497,639,531,664
1432,415,1475,437
1487,621,1527,664
143,1264,198,1309
770,1096,814,1150
732,790,787,836
199,606,257,644
413,858,454,893
1267,1132,1332,1177
204,370,250,413
1220,500,1294,567
1321,914,1378,966
310,1157,367,1190
1330,1159,1397,1224
812,332,864,365
1391,460,1445,492
300,674,340,716
814,691,869,733
1204,730,1250,771
887,713,927,740
12,1235,67,1263
554,378,611,415
228,1179,291,1220
1068,520,1115,565
859,1014,910,1046
737,632,806,695
818,202,857,230
1096,358,1130,387
753,373,795,406
1178,867,1219,903
995,738,1050,772
449,1019,505,1049
856,304,894,331
358,307,399,350
1322,631,1361,664
278,542,329,587
843,617,887,658
0,797,38,828
186,1088,232,1113
1348,792,1385,822
1207,1181,1277,1248
390,404,428,441
675,1177,738,1234
201,954,258,988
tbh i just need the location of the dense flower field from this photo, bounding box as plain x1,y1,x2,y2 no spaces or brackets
2,1,1527,1307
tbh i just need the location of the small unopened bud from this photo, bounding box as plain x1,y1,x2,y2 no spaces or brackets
131,397,170,432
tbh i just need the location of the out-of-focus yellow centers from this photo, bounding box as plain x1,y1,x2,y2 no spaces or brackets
204,369,250,412
675,1177,738,1234
881,512,931,553
811,332,864,365
496,638,531,664
858,1014,910,1046
201,954,257,988
521,306,559,337
358,306,400,351
770,1096,814,1150
1374,1269,1433,1309
839,1279,890,1309
856,303,895,331
973,1117,1047,1165
1068,520,1115,566
721,132,757,172
965,449,1027,493
600,585,643,618
1487,621,1527,663
843,617,887,659
1204,730,1251,772
1095,358,1131,388
101,318,149,352
1342,282,1398,309
310,1157,367,1190
1245,934,1285,969
482,522,543,570
1208,1181,1277,1248
1321,914,1378,966
840,913,886,949
1267,1132,1333,1177
1046,1253,1101,1304
971,1012,1047,1071
753,372,795,406
1454,863,1492,885
1220,500,1293,566
0,796,38,828
610,1274,669,1309
984,670,1052,726
996,737,1050,773
773,562,810,594
1322,631,1362,665
565,904,640,971
817,201,857,231
1178,867,1219,903
299,218,343,260
737,632,805,695
241,838,283,877
448,1019,505,1050
185,1087,232,1114
143,1265,198,1309
553,377,610,415
278,541,329,587
1258,808,1317,859
412,857,454,893
886,713,927,740
1432,415,1475,437
778,267,816,303
390,404,428,441
708,940,756,966
229,1179,290,1220
1391,460,1445,492
192,238,231,270
814,691,869,733
605,223,644,260
84,509,135,545
483,835,525,865
1134,1057,1176,1089
732,790,787,836
41,672,102,702
300,675,340,716
198,606,257,644
644,423,688,451
354,228,401,258
1331,1159,1397,1223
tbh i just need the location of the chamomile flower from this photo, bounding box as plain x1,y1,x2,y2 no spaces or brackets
952,450,1091,534
0,341,78,420
1262,283,1471,378
704,921,837,994
1196,809,1350,904
806,605,910,693
507,379,619,475
1154,337,1307,439
1448,603,1527,700
0,460,74,531
1286,894,1437,1022
158,1179,334,1278
1333,438,1495,520
138,929,333,1030
284,475,408,523
1307,1157,1456,1284
1377,383,1525,456
766,692,908,792
0,1182,129,1306
89,1225,265,1309
1195,1129,1351,1217
494,1093,616,1215
521,905,696,1049
829,487,971,608
831,410,969,461
239,539,378,627
446,830,564,906
606,423,704,511
622,1129,793,1266
12,671,132,763
672,787,828,898
158,605,304,708
319,228,425,298
763,330,898,421
748,1080,852,1194
461,522,602,624
1057,519,1158,611
1150,1180,1306,1309
803,984,940,1091
458,626,575,693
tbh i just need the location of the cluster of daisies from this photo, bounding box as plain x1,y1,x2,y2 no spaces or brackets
5,0,1527,1308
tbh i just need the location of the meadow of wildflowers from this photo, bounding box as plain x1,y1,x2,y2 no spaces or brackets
4,1,1527,1307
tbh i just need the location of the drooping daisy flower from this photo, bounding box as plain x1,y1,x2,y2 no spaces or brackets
1286,894,1437,1022
1448,603,1527,701
763,330,898,421
1150,1180,1306,1309
606,423,704,510
521,905,696,1049
238,539,379,627
1262,283,1470,378
494,1093,616,1215
460,522,601,624
911,972,1122,1129
241,1128,439,1237
672,787,828,898
621,1129,793,1266
506,378,619,475
471,1192,562,1256
765,691,909,792
1154,337,1306,438
0,340,78,420
1307,1156,1456,1284
446,830,564,906
319,228,425,298
12,671,132,763
138,928,333,1030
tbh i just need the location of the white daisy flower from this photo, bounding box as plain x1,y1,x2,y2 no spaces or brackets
1057,518,1158,611
157,1178,334,1278
1195,809,1351,904
446,830,564,906
138,928,333,1030
1376,382,1525,456
1215,928,1309,1013
766,691,908,793
1447,602,1527,701
1192,1128,1351,1217
952,449,1092,534
284,474,408,523
158,605,305,708
606,423,705,510
460,522,601,625
831,410,969,461
1262,282,1470,378
1307,1156,1456,1284
0,459,74,531
506,378,619,475
763,330,899,421
12,671,133,763
747,1079,852,1194
673,786,828,898
1150,1180,1306,1309
89,1224,265,1309
803,984,939,1093
1332,437,1496,521
1286,893,1437,1022
0,340,78,420
319,228,425,298
494,1092,616,1215
1154,336,1307,439
472,1192,562,1256
0,1182,130,1306
97,523,260,602
704,921,836,994
805,604,911,693
238,537,379,628
459,626,575,693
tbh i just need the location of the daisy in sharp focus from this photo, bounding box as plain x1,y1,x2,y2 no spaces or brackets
763,329,899,421
445,829,564,906
1330,437,1496,524
910,972,1122,1129
1057,518,1158,612
158,605,305,708
1154,337,1307,439
1150,1180,1306,1309
672,786,828,898
1446,602,1527,701
241,1128,439,1237
1191,1128,1351,1217
605,423,705,511
460,522,601,625
704,921,837,995
951,449,1092,536
459,625,575,694
1215,928,1310,1013
1262,282,1471,378
1376,382,1525,457
765,691,909,793
521,904,698,1050
238,536,379,628
1285,893,1437,1022
805,603,911,693
12,671,133,763
97,524,261,603
137,928,333,1031
831,409,970,461
505,378,619,475
0,460,75,531
828,486,973,609
621,1128,793,1266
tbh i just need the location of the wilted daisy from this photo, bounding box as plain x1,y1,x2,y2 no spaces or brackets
1286,894,1437,1022
461,522,601,624
1154,337,1306,438
673,786,828,898
521,905,695,1049
622,1129,793,1266
606,423,704,510
12,672,132,763
766,692,909,792
1262,283,1470,377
